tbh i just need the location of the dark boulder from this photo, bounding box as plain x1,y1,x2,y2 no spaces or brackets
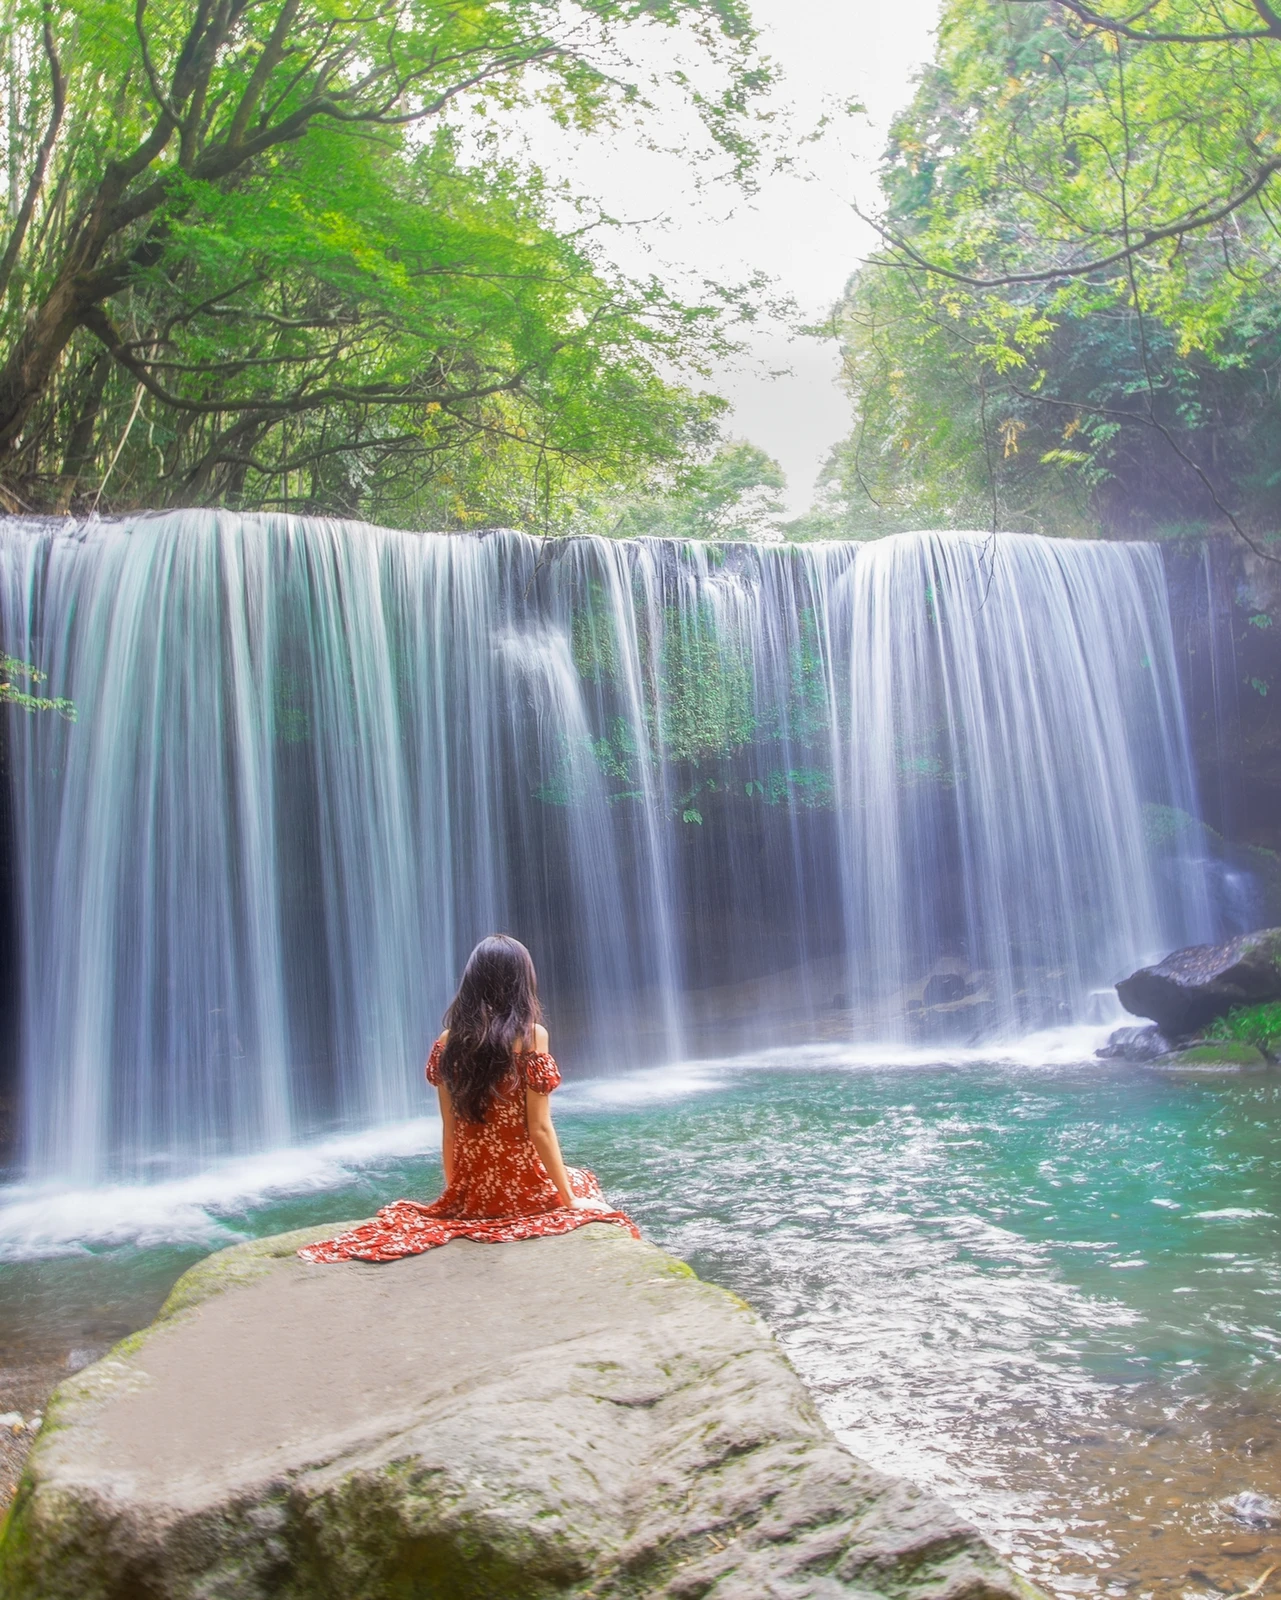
1096,1024,1174,1063
1116,929,1281,1038
922,971,968,1006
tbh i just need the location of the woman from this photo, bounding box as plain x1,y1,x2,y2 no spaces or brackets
299,936,638,1263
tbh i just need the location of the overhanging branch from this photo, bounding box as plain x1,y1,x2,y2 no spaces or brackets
1004,0,1281,45
852,153,1281,289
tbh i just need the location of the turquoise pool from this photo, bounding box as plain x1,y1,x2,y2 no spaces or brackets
2,1048,1278,1598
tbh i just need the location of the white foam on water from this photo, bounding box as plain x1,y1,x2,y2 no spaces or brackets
0,1116,439,1261
556,1027,1114,1113
0,1031,1134,1259
557,1060,733,1109
680,1024,1116,1074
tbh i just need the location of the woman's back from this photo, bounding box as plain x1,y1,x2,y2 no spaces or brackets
298,938,636,1262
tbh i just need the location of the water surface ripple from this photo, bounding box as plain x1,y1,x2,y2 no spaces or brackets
2,1054,1278,1599
571,1055,1281,1599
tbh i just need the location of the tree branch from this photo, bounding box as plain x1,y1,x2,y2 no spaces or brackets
224,0,303,149
134,0,181,120
82,304,543,415
853,153,1281,288
1005,0,1281,44
0,9,66,299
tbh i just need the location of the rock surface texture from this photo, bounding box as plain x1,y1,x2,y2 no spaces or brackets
0,1223,1042,1600
1095,1024,1175,1063
1162,539,1281,860
1095,1024,1271,1069
1116,928,1281,1038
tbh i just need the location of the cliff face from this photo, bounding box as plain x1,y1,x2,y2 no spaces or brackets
1163,539,1281,857
0,1223,1042,1600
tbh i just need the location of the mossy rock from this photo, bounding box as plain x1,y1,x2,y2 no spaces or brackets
0,1222,1044,1600
1154,1042,1271,1070
1117,928,1281,1037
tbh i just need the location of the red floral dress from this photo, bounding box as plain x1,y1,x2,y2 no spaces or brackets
297,1043,639,1263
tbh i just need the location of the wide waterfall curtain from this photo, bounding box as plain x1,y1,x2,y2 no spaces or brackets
0,517,1212,1182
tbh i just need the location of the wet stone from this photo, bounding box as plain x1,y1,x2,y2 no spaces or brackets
1116,930,1281,1038
0,1223,1042,1600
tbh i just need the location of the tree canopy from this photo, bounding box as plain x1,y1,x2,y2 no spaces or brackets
0,0,769,525
820,0,1281,547
609,439,787,539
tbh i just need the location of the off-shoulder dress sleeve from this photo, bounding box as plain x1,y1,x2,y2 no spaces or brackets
298,1040,641,1263
520,1051,561,1095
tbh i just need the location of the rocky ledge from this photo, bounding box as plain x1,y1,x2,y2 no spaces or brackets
0,1223,1041,1600
1099,929,1281,1067
1097,1025,1273,1071
1115,929,1281,1040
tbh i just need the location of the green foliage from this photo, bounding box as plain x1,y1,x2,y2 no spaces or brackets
1205,1003,1281,1058
762,767,832,808
824,1,1281,540
532,728,617,807
567,579,767,800
1141,803,1202,849
890,720,960,789
557,568,847,818
0,0,769,526
571,583,622,686
782,607,830,745
606,441,788,541
656,602,756,762
0,655,76,719
273,670,310,745
591,720,638,782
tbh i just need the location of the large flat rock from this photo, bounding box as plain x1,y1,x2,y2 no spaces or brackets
0,1222,1041,1600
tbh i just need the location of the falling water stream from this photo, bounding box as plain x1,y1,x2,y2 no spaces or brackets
0,515,1210,1182
0,515,1269,1600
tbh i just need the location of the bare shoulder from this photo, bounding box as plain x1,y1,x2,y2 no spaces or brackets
435,1029,449,1049
533,1023,549,1053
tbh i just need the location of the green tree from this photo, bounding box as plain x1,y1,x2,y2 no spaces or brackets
608,439,787,539
0,0,768,522
826,1,1281,546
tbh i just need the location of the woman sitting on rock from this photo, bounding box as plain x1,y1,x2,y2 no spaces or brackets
299,935,638,1263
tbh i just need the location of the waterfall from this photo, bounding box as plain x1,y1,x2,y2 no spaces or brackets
0,515,1212,1183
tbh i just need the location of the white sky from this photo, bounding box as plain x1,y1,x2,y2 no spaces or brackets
525,0,943,513
706,0,942,512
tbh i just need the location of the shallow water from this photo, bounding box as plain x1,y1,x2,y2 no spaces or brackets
2,1049,1279,1599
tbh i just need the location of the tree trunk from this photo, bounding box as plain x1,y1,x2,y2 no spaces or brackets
0,142,160,465
53,347,112,512
0,269,88,461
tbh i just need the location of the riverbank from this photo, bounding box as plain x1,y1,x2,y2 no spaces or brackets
0,1353,62,1509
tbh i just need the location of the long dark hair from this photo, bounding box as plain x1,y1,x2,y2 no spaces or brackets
439,935,543,1123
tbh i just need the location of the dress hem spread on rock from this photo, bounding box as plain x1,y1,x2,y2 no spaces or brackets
298,1045,638,1264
